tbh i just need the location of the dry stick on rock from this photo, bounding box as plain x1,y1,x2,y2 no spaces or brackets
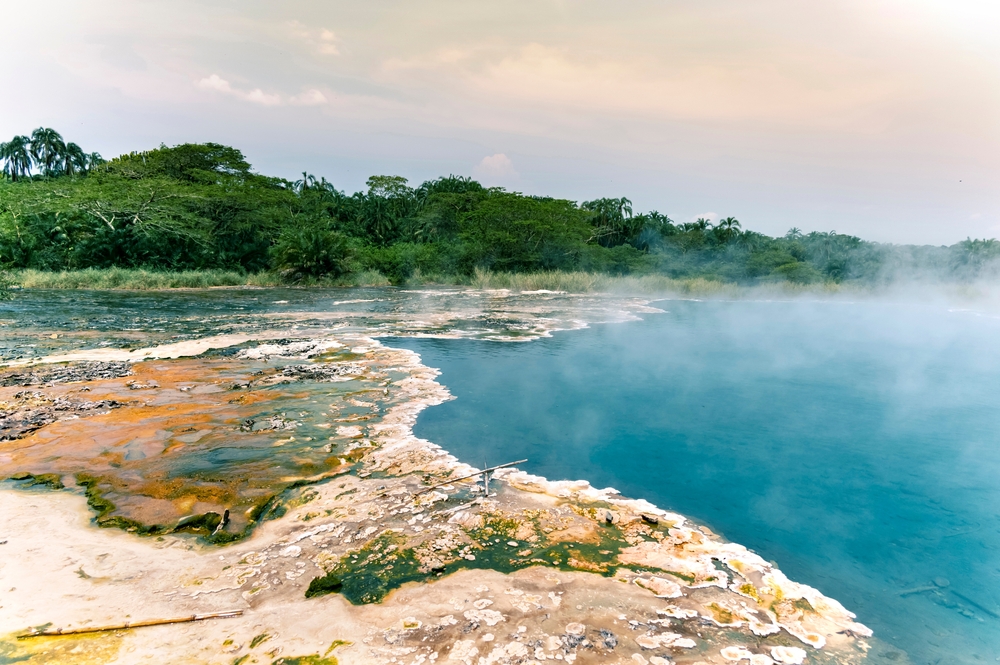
17,610,244,639
414,459,528,496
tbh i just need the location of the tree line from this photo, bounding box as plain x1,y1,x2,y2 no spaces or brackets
1,133,998,285
0,128,104,181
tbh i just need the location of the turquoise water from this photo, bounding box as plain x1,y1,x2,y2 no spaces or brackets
393,300,1000,665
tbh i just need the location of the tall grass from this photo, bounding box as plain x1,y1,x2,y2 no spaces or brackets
10,266,853,298
458,269,851,297
10,268,399,291
14,268,281,290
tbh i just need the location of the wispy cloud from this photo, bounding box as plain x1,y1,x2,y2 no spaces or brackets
196,74,279,105
319,29,340,55
291,89,328,106
196,74,324,107
473,153,519,184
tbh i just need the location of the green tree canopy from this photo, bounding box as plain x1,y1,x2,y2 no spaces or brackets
3,132,998,286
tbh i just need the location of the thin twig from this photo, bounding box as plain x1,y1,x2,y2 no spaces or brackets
17,610,244,639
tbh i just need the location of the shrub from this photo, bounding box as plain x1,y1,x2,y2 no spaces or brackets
0,270,14,299
270,227,352,279
772,261,822,284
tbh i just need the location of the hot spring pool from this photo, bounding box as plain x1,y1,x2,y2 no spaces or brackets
392,299,1000,665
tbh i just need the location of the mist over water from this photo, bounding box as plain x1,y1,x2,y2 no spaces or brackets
392,299,1000,665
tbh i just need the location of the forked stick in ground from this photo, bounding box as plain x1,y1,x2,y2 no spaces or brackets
414,459,528,496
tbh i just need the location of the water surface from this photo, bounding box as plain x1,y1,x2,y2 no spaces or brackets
393,299,1000,665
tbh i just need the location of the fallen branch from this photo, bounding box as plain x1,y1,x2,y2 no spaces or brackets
17,610,244,639
414,459,527,496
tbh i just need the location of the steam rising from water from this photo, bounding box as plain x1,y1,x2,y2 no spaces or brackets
396,296,1000,664
4,285,1000,663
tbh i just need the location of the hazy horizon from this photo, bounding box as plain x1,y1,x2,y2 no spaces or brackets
3,0,998,245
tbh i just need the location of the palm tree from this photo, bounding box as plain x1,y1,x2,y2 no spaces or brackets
63,142,88,176
716,216,741,242
734,230,763,251
29,127,66,176
357,190,398,245
955,237,1000,269
0,135,33,181
86,152,106,172
681,217,713,232
582,197,635,247
293,171,317,193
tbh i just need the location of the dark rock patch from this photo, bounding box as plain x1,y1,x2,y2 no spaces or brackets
0,361,133,387
0,390,125,440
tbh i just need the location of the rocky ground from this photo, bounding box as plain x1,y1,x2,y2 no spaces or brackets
0,464,881,665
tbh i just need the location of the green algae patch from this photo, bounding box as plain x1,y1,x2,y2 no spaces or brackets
657,570,697,584
307,537,625,605
75,473,241,539
306,511,632,605
8,473,64,490
273,641,349,665
312,348,366,363
305,573,344,598
272,655,337,665
793,597,817,613
0,632,123,665
70,470,338,545
308,532,426,604
0,639,28,665
707,602,737,625
468,511,521,541
325,641,351,656
738,582,762,602
75,473,165,535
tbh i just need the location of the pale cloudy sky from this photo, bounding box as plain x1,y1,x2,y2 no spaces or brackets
2,0,998,244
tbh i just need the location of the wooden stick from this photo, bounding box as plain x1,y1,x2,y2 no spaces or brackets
17,610,244,639
414,460,528,496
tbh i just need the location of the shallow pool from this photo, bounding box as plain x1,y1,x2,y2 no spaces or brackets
393,299,1000,665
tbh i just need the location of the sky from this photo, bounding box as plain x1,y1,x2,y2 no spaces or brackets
1,0,998,245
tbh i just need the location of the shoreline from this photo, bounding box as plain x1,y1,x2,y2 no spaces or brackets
0,289,890,664
7,270,1000,317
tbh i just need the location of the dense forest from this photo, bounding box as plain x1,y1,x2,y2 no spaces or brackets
2,128,999,286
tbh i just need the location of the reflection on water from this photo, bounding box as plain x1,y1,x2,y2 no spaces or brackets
394,300,1000,665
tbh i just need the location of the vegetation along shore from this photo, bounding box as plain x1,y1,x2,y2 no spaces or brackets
2,127,999,293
